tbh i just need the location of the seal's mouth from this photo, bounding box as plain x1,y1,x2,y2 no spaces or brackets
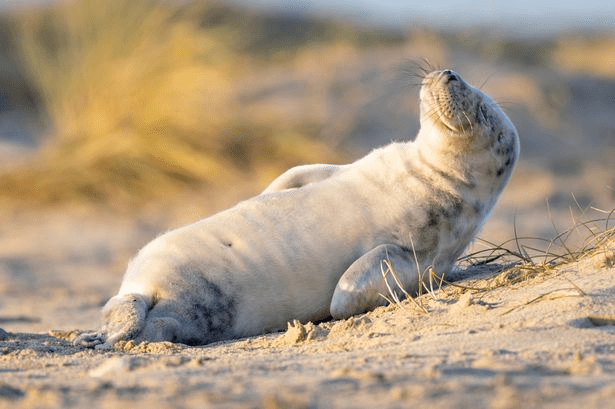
420,70,475,133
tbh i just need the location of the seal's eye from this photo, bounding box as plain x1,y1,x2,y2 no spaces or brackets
478,104,489,124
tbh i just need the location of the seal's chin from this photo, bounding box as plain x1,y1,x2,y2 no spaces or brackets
420,69,475,134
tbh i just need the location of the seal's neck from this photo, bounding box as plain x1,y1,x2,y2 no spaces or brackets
413,124,499,193
414,122,473,167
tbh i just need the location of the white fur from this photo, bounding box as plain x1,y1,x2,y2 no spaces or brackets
77,69,519,347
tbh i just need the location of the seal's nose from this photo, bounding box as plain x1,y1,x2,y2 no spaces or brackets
442,70,459,83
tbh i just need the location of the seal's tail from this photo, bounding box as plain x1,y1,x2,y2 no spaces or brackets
74,293,151,349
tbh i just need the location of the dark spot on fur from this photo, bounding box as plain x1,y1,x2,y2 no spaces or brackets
399,245,415,254
472,202,484,215
427,209,440,227
186,281,236,345
175,266,237,345
452,198,463,217
495,152,515,179
441,196,463,219
415,193,465,252
496,145,511,156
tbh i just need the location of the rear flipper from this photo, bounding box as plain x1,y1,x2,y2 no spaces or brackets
138,316,181,343
330,244,420,319
74,293,150,348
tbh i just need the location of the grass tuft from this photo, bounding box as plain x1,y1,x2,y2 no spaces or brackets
0,0,354,210
383,208,615,312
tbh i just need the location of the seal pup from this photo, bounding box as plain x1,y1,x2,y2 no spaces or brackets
78,69,519,347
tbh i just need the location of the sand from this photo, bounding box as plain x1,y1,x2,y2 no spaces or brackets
0,207,614,409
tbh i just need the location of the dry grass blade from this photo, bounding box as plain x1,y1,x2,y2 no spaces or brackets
427,267,446,299
379,259,428,314
406,235,440,301
501,287,586,316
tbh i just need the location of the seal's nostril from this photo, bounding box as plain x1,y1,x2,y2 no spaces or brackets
442,70,458,83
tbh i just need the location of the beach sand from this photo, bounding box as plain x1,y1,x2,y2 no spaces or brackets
0,203,614,409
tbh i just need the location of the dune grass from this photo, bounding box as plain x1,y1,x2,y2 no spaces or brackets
2,0,612,214
2,0,241,207
382,208,615,313
3,0,382,209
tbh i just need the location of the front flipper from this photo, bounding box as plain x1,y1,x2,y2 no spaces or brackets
261,164,342,194
330,244,420,319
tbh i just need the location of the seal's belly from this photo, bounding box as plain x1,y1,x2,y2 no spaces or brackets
147,184,380,332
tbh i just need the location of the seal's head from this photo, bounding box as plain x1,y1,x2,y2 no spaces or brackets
420,70,476,134
417,69,520,189
418,69,518,151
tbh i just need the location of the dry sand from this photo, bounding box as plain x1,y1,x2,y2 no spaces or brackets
0,207,614,409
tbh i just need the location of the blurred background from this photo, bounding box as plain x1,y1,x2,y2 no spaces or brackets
0,0,614,330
